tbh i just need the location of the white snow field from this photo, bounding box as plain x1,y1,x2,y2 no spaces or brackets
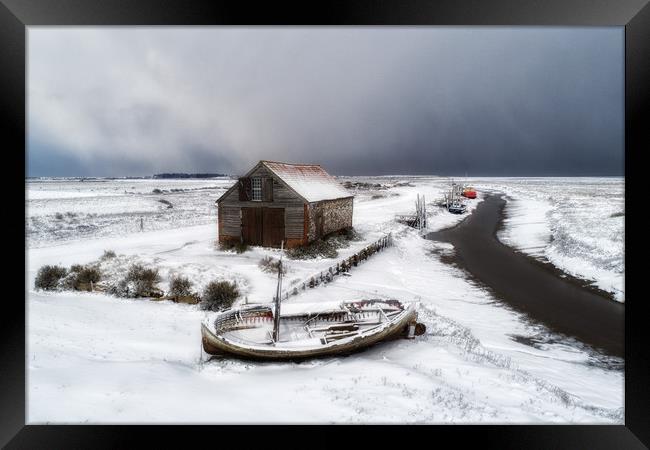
26,177,623,424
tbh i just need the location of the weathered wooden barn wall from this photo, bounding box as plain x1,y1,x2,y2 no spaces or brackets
218,163,306,246
306,198,353,241
285,206,305,239
218,206,241,238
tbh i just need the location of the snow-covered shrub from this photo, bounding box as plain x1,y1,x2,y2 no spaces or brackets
168,275,200,304
200,281,239,311
127,264,160,285
169,275,193,297
258,256,286,274
286,239,338,259
101,250,116,259
72,265,101,290
59,264,102,291
108,263,162,298
107,279,129,297
287,228,360,260
342,227,362,241
219,240,249,253
34,265,67,290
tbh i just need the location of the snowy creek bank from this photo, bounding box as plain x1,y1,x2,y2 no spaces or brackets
473,178,624,302
426,194,624,359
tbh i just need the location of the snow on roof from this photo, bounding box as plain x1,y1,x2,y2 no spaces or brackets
262,161,352,202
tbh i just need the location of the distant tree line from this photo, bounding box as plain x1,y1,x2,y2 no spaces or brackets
27,173,231,180
153,173,228,179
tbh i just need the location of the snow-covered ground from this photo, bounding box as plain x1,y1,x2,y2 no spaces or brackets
26,178,232,247
26,177,623,423
470,177,624,302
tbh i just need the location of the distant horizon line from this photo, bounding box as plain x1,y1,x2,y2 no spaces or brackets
25,173,625,179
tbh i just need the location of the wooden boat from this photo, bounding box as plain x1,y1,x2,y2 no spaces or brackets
201,299,425,360
448,200,467,214
461,186,477,199
201,242,426,360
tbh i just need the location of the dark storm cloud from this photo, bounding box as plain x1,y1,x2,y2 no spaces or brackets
28,27,623,177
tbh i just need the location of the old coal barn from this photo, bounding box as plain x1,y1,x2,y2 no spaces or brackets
216,161,354,248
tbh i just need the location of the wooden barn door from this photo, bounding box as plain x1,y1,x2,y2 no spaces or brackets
262,207,285,248
241,207,262,245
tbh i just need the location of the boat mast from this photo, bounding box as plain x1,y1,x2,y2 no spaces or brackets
272,241,284,343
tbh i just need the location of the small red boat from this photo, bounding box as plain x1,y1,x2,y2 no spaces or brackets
462,186,477,199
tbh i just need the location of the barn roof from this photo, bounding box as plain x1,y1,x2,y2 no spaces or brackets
261,161,352,203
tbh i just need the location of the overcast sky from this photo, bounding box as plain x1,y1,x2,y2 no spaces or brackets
27,27,623,177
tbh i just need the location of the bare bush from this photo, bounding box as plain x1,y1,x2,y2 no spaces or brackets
258,256,287,274
169,275,193,297
61,264,101,291
168,275,200,304
101,250,116,259
35,265,67,290
287,239,338,259
219,240,249,253
108,263,162,298
200,281,239,311
76,265,101,286
287,228,361,260
342,227,362,241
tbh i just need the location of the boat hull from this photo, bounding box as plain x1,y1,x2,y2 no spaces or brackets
201,302,422,360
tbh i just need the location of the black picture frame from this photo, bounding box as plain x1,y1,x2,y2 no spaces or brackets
3,0,648,447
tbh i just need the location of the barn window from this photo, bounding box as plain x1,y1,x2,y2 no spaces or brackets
251,177,262,201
